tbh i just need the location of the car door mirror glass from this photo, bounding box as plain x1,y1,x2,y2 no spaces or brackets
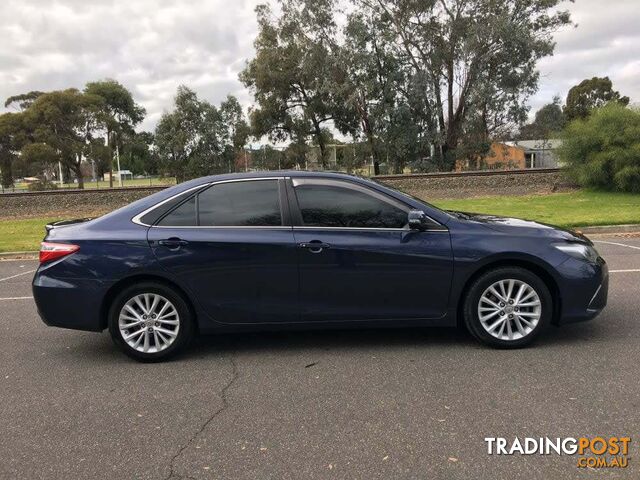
408,209,427,230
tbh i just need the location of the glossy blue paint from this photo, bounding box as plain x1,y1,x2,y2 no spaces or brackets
32,171,608,335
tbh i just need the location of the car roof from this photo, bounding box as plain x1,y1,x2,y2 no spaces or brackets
191,170,367,182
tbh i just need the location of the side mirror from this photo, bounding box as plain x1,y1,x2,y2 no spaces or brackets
408,209,427,230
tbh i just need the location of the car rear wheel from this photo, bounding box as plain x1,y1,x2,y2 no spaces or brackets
463,267,552,348
108,282,194,361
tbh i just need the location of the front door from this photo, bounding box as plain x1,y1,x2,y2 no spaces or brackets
148,178,298,324
288,178,453,322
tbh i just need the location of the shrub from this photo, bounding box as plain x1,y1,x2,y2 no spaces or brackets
559,104,640,192
27,179,58,191
615,166,640,193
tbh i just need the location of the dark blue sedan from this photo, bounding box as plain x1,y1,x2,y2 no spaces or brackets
33,171,608,361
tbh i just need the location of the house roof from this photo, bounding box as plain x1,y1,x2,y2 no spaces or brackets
506,139,562,151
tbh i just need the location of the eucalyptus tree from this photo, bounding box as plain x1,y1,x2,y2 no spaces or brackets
333,9,404,170
354,0,572,169
564,77,630,122
155,86,245,181
0,113,24,187
519,96,566,140
20,89,106,189
4,91,45,111
240,0,341,167
84,79,145,186
219,95,251,172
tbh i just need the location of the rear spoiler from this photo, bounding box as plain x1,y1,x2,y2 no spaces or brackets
45,218,94,233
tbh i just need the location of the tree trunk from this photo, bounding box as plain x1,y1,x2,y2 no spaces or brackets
74,161,84,189
315,129,326,169
0,154,13,188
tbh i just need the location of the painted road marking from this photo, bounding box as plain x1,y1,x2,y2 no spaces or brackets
609,269,640,273
594,240,640,251
0,269,36,283
0,296,33,301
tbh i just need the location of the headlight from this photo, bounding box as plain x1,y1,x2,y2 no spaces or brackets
553,243,599,263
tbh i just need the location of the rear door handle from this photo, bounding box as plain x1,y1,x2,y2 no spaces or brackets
158,238,189,249
297,241,331,253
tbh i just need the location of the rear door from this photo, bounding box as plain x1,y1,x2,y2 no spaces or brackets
148,178,298,324
288,177,453,322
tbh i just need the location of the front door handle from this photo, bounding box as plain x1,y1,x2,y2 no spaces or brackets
297,241,331,253
158,238,189,250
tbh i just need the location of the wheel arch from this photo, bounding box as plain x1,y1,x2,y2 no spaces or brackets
100,274,198,331
456,257,562,326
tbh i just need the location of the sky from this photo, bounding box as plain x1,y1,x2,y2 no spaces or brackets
0,0,638,133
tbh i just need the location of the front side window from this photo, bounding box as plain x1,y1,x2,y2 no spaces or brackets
294,182,407,229
157,180,282,227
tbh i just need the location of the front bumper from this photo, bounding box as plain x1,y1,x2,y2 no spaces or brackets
555,257,609,325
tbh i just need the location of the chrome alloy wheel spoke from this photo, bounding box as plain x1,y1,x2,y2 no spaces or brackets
478,279,541,341
118,294,180,353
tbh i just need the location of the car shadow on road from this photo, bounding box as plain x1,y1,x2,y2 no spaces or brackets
63,316,615,364
187,326,476,358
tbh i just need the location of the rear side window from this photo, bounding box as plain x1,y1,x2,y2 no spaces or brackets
294,183,407,228
157,180,282,227
199,180,281,226
157,196,196,226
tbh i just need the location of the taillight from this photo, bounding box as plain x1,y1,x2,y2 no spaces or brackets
39,242,80,264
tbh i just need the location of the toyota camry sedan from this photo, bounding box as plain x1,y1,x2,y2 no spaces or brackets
33,171,608,361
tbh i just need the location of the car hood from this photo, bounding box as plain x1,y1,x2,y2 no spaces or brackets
448,211,592,244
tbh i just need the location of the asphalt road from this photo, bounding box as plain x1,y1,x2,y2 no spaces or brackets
1,237,639,479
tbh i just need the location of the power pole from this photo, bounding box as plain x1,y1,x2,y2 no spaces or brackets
116,143,123,187
58,161,64,187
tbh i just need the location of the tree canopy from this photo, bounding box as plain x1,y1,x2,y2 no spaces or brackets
564,76,630,122
240,0,341,167
519,96,566,140
241,0,573,171
154,86,248,181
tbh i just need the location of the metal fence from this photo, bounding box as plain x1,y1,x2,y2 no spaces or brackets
0,176,176,194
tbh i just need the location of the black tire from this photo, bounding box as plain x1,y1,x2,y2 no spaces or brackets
108,281,195,362
463,267,552,348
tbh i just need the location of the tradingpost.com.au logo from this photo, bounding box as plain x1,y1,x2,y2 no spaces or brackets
485,437,631,469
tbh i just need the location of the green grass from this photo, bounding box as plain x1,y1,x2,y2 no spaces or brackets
0,217,63,253
12,177,176,191
1,190,640,253
432,190,640,229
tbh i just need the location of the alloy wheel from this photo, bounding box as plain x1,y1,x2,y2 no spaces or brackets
118,293,180,353
477,279,541,341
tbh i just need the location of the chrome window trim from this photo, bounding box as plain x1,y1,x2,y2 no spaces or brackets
292,226,448,233
150,225,294,230
131,177,285,227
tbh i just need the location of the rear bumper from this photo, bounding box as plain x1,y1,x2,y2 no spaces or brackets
33,273,110,332
555,258,609,325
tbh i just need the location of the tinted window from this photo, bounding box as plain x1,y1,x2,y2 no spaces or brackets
198,180,282,226
157,196,197,226
294,184,407,228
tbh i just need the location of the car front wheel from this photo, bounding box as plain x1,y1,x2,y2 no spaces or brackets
463,267,552,348
108,282,194,361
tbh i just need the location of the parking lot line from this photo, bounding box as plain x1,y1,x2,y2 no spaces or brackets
0,296,33,301
593,240,640,251
0,269,36,282
609,269,640,273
